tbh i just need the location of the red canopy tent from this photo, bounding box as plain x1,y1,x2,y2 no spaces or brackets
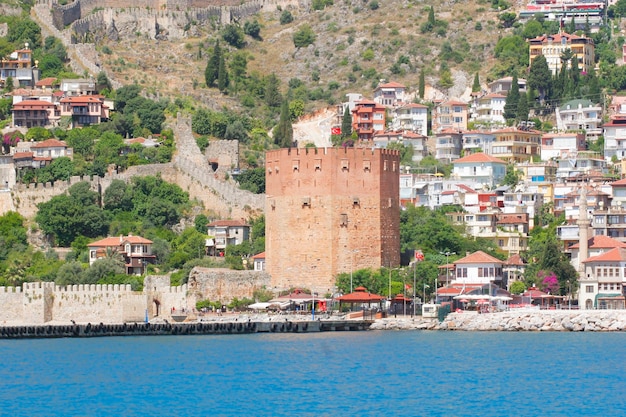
336,286,385,311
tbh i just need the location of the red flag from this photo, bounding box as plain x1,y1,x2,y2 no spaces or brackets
331,127,341,135
405,284,412,290
414,250,424,262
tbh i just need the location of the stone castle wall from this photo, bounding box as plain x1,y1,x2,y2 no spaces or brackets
0,270,269,325
51,0,301,33
6,117,264,222
187,267,271,302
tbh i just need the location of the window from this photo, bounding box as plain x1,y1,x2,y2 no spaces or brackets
586,285,594,293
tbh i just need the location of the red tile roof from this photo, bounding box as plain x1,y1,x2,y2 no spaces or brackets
611,178,626,186
35,77,57,87
455,251,503,265
30,139,67,148
12,152,33,159
453,152,506,164
60,95,103,104
569,235,626,249
583,247,626,263
506,254,525,266
456,184,477,193
377,81,406,89
88,235,153,247
252,252,266,259
497,214,528,224
12,99,55,108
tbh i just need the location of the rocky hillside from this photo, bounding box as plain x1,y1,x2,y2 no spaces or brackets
96,0,510,108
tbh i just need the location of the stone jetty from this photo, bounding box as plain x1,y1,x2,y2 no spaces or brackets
370,310,626,332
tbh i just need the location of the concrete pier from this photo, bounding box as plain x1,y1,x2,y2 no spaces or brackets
0,320,375,339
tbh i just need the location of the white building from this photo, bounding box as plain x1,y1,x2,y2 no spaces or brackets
391,103,428,137
541,132,586,161
452,152,507,188
471,93,506,127
453,251,504,286
555,99,602,142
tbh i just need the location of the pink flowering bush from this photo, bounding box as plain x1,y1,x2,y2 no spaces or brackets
2,131,23,154
538,270,559,294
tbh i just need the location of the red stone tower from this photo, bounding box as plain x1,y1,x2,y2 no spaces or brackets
265,147,401,293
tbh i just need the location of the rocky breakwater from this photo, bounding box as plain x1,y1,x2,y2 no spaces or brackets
439,310,626,332
369,317,440,331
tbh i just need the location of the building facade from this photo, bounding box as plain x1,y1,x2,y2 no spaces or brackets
528,32,595,75
265,147,401,292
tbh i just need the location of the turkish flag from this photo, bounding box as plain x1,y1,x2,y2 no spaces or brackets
405,284,412,290
331,127,341,135
415,250,424,261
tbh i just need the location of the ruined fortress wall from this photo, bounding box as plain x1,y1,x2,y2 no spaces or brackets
52,0,301,31
188,267,270,303
206,139,239,172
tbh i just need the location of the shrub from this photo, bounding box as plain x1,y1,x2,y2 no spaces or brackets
280,10,293,24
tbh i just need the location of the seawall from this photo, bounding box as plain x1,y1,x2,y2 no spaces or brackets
369,310,626,332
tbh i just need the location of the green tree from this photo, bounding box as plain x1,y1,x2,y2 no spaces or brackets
509,281,526,294
341,105,352,139
205,40,221,88
503,73,520,121
103,179,132,212
419,69,425,99
0,211,28,261
243,20,261,40
264,73,282,108
222,24,245,49
528,55,552,102
472,72,481,93
516,93,529,123
217,53,229,93
293,25,316,48
502,164,521,186
55,261,85,286
279,10,293,25
114,84,141,113
236,167,265,193
273,99,293,148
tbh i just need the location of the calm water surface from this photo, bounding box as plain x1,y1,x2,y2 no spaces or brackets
0,331,625,416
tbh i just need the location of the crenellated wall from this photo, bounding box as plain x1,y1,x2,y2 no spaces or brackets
0,270,270,325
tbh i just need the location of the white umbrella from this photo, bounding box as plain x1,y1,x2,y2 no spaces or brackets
248,302,272,310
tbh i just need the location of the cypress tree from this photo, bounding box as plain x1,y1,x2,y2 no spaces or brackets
205,40,221,87
516,93,529,123
273,99,293,148
504,73,520,121
428,6,435,25
265,73,282,108
419,70,425,99
472,72,481,93
341,105,352,139
217,54,229,93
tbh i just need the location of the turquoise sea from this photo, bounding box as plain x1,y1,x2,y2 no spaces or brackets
1,331,625,416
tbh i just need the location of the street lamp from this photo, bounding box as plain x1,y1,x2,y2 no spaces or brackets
440,251,456,287
413,262,417,316
424,283,430,305
567,280,572,310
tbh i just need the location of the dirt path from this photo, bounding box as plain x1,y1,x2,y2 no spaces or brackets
292,108,336,148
